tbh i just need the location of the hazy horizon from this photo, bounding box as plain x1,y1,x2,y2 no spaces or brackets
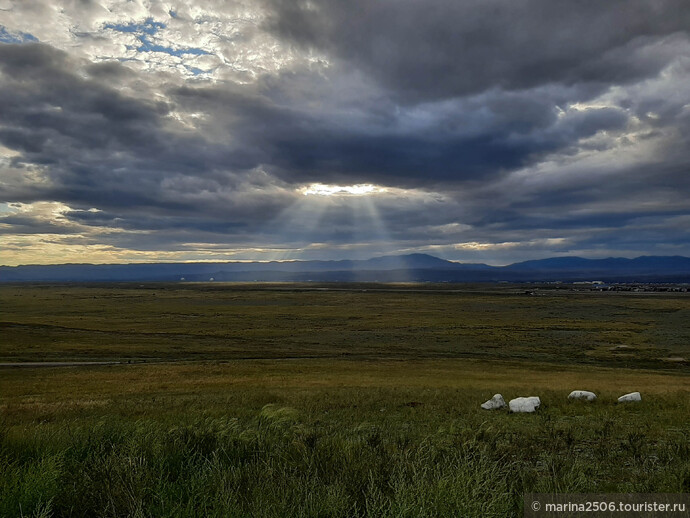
4,251,690,269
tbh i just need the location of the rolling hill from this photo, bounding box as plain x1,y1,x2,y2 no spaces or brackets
2,254,690,283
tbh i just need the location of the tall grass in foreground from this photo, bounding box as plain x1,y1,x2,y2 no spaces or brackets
2,401,689,518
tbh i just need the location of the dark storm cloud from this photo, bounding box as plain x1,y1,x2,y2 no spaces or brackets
63,208,249,233
0,43,262,215
263,0,690,101
0,44,166,168
0,213,81,235
171,80,631,187
0,34,673,218
1,0,690,261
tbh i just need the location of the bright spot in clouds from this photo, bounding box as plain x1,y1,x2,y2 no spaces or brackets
300,183,387,197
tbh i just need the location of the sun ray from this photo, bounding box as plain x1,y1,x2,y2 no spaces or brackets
357,196,411,282
257,194,331,262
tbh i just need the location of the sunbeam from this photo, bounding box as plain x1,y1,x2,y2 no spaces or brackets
250,182,445,263
257,193,331,262
354,196,411,281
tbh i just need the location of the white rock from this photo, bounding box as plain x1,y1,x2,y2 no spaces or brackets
568,390,597,401
617,392,641,403
508,396,541,413
481,394,506,410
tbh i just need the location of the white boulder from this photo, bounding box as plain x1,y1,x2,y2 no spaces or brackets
617,392,641,403
481,394,507,410
568,390,597,401
508,396,541,413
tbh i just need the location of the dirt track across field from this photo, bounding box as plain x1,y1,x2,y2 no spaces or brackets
0,361,122,368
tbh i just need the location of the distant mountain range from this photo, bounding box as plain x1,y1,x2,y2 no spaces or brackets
2,254,690,283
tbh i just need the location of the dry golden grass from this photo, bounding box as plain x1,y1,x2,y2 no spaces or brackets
2,359,687,415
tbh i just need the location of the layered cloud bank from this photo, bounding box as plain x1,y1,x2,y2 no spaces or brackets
1,1,689,265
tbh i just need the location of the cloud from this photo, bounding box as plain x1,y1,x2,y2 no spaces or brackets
1,1,690,264
263,0,690,101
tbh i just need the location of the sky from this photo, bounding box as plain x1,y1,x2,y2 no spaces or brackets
1,0,689,266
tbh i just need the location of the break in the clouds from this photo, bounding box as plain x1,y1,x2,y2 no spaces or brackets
1,0,689,265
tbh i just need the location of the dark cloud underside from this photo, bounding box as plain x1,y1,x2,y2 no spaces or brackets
0,0,689,263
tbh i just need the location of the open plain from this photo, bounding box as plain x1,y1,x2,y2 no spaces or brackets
1,284,689,517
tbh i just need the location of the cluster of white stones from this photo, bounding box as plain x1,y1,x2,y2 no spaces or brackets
479,394,541,413
480,390,642,412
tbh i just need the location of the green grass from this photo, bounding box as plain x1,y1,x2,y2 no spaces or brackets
1,284,689,368
1,285,689,516
1,360,689,517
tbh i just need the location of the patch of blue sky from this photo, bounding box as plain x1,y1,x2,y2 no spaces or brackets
186,66,209,76
105,17,210,58
0,26,38,44
0,202,18,214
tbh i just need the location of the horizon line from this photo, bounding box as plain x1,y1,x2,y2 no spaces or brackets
2,253,690,269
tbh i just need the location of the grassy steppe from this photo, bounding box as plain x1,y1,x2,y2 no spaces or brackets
1,284,689,367
1,285,689,517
